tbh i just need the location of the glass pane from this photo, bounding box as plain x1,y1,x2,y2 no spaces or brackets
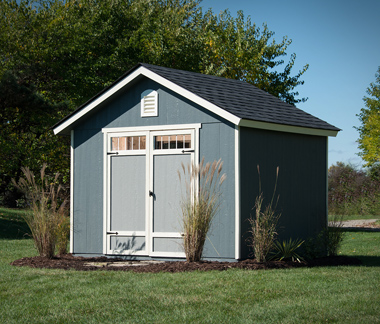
140,136,146,150
177,135,184,149
184,134,191,148
162,135,169,149
111,137,119,151
155,136,162,149
132,137,139,150
119,137,127,150
127,137,132,150
169,136,176,149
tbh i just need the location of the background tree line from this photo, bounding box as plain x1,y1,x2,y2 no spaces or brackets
0,0,310,207
328,162,380,216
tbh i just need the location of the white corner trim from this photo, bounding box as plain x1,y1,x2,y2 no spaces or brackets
234,126,241,260
70,130,74,254
102,131,108,255
238,119,339,137
53,66,240,135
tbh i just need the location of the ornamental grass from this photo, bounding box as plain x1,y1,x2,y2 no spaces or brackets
178,158,226,262
12,164,69,258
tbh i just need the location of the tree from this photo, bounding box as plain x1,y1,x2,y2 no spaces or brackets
356,66,380,167
1,0,308,107
0,0,310,205
200,10,308,104
0,71,70,207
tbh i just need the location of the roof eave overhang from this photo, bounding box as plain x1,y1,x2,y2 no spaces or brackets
53,65,241,136
238,119,340,137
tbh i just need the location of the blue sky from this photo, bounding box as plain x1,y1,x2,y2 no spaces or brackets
201,0,380,168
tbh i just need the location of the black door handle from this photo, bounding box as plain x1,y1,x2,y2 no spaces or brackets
149,190,154,197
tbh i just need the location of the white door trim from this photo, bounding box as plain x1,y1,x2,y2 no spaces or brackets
102,124,201,257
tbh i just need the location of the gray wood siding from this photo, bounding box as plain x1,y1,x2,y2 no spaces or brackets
200,122,235,259
72,77,236,259
73,129,103,253
239,127,328,259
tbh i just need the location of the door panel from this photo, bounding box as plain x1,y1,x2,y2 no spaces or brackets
152,154,189,233
110,236,145,252
110,155,146,232
153,237,183,253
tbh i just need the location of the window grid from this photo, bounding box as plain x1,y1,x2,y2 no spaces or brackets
154,134,191,150
111,136,146,151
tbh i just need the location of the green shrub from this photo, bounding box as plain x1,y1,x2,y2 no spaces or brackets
247,166,281,262
12,164,68,258
304,215,345,259
178,158,226,262
269,238,304,262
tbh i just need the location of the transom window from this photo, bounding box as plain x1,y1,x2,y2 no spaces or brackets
154,134,191,150
111,136,146,151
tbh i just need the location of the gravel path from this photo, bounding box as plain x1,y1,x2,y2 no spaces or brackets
329,218,380,231
341,219,379,227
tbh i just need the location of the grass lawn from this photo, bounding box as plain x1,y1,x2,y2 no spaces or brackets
1,209,380,323
329,213,380,221
0,207,30,239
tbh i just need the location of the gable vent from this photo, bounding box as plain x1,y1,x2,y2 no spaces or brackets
141,90,158,117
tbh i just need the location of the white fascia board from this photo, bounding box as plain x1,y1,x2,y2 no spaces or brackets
238,119,339,137
141,69,241,125
53,68,144,135
53,66,241,135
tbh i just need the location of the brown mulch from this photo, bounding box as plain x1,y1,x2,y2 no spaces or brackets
10,254,362,273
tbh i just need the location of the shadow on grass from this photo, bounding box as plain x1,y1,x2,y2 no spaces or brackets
343,227,380,233
0,217,31,240
354,256,380,267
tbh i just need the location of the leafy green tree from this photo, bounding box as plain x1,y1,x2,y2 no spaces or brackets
1,0,308,107
356,66,380,167
0,71,70,207
0,0,205,106
0,0,310,205
199,9,309,104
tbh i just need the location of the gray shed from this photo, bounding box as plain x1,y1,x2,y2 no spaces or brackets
53,63,340,261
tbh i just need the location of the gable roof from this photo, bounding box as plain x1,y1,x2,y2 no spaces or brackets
53,63,340,136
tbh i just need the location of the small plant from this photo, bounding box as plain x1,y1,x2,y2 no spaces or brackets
304,214,345,259
326,214,345,256
178,158,226,262
12,164,68,258
269,238,305,262
247,166,281,262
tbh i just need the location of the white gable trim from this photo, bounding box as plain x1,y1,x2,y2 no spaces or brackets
238,119,339,137
53,66,241,135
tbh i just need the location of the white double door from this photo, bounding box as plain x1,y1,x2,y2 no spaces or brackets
104,127,196,257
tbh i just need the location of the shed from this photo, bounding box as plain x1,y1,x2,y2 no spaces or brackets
53,63,340,261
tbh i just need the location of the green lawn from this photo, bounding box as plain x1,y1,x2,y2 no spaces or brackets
1,209,380,323
329,213,380,221
0,207,31,239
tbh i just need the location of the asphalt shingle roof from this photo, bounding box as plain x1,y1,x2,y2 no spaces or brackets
140,63,340,132
53,63,340,134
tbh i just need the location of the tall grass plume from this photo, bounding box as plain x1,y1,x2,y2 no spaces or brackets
247,165,281,262
12,164,69,258
178,158,226,262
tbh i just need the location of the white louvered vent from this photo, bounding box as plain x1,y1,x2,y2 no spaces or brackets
141,90,158,117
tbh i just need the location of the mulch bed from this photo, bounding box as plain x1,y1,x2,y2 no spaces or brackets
10,254,362,273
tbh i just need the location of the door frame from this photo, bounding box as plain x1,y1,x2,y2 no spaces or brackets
102,123,201,256
149,129,195,258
